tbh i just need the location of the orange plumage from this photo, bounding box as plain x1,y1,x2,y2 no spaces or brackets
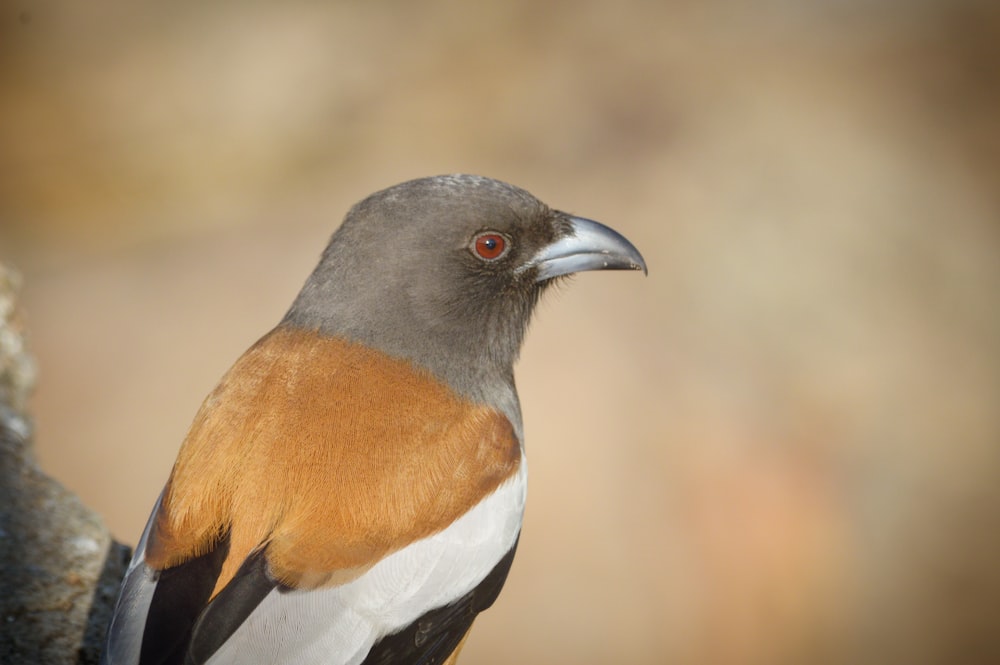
147,325,521,594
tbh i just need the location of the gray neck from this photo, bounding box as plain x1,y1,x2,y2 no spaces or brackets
282,285,527,442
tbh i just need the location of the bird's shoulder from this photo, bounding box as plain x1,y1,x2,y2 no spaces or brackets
147,324,522,592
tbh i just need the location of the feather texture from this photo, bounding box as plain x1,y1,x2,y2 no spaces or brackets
101,325,525,664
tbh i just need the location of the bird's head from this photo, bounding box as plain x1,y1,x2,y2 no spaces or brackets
285,174,646,404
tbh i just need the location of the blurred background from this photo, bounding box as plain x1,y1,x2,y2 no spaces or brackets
2,1,999,663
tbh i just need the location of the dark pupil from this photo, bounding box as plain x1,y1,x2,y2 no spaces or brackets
483,238,497,250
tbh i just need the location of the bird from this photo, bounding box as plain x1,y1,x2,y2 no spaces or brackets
101,174,647,665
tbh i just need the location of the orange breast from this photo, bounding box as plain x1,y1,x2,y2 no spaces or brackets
144,325,521,594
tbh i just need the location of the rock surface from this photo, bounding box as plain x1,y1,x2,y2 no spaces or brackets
0,262,129,665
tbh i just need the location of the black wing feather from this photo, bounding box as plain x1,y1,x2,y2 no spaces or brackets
138,532,230,665
185,547,279,664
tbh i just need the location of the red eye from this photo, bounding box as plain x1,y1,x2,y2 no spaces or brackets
473,232,508,260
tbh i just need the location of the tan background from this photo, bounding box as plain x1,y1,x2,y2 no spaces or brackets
3,2,999,663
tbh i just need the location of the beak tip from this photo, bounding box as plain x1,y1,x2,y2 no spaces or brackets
616,246,648,277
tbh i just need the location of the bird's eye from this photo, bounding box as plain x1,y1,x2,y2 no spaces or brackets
473,232,509,261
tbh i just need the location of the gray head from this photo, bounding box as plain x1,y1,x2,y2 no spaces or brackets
283,174,646,417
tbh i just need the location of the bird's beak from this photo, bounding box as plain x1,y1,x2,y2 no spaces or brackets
525,216,648,282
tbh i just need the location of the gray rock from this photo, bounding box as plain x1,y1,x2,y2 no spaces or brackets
0,262,130,665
